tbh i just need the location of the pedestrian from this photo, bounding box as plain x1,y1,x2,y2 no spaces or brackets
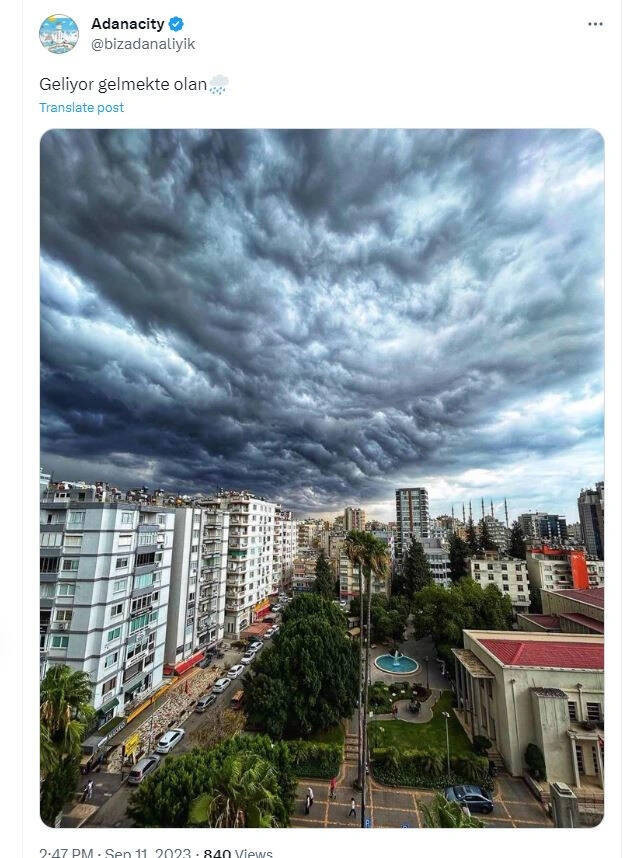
86,779,94,800
329,776,337,799
348,797,357,818
305,792,311,815
392,704,398,719
80,784,89,803
308,785,314,806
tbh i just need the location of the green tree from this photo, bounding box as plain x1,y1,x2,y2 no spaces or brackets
509,520,526,559
311,551,335,600
128,735,297,828
419,793,484,828
448,532,469,583
189,752,287,828
528,580,542,613
281,592,347,628
466,516,479,554
479,518,498,552
401,536,432,600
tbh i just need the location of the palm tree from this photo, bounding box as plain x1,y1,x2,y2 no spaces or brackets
419,793,484,828
358,533,390,824
40,665,94,757
40,723,58,778
344,530,366,785
188,752,286,828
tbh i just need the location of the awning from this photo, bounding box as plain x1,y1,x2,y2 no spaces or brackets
100,697,119,714
173,650,204,676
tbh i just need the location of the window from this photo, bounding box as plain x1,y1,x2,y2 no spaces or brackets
575,743,585,774
62,558,79,573
134,572,153,590
40,583,55,598
157,515,166,525
118,533,133,549
488,573,494,581
40,531,62,547
487,563,493,570
50,635,69,648
104,652,118,668
586,702,602,722
129,614,149,632
502,584,509,591
116,556,129,569
113,579,127,594
501,564,507,570
102,677,116,695
107,626,121,642
501,573,508,581
516,574,523,581
56,583,76,597
136,552,156,567
120,512,134,526
110,603,124,618
568,700,577,721
63,534,83,550
67,510,85,527
54,609,73,622
40,556,59,574
517,585,524,591
138,531,156,546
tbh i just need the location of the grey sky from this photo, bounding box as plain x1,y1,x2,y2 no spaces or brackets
40,130,604,522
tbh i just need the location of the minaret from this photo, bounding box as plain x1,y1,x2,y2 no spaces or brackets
481,497,485,522
469,500,473,521
504,498,509,528
490,499,494,518
462,503,466,524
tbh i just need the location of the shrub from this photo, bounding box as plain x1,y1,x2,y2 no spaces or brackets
524,743,546,780
285,740,342,779
472,734,492,756
371,745,492,792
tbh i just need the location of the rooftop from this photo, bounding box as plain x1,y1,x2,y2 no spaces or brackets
560,612,604,633
520,614,561,630
551,587,604,609
478,637,604,670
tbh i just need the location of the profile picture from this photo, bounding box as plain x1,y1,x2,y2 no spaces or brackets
39,14,79,54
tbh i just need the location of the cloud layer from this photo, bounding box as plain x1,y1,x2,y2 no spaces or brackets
40,130,604,521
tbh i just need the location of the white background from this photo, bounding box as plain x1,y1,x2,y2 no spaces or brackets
6,1,629,856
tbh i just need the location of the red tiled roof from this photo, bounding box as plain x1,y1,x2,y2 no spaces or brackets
522,614,561,630
479,638,604,669
559,613,604,633
551,587,604,608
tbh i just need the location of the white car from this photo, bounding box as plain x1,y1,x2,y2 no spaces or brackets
227,663,245,679
248,640,264,652
241,650,257,664
263,628,275,639
213,676,232,693
155,728,185,755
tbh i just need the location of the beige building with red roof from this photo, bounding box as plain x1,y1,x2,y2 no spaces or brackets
518,587,604,635
452,630,604,791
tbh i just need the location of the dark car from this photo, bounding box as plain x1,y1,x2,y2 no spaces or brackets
444,785,494,814
128,754,161,785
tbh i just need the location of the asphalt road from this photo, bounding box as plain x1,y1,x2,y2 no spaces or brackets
87,638,272,828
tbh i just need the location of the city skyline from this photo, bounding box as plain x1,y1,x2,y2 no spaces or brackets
41,129,604,524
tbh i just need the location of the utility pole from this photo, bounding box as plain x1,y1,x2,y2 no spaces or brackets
442,711,451,777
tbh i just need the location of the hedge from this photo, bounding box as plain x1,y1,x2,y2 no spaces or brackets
371,746,492,791
285,740,343,779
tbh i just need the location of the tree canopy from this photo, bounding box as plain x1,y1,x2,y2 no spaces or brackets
349,593,408,644
128,734,297,828
401,536,432,600
311,550,335,600
478,518,498,552
243,596,358,738
448,532,470,583
509,520,526,560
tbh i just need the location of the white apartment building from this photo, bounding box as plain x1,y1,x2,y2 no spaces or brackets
344,506,366,531
273,506,297,595
452,630,604,789
164,506,228,673
526,546,604,592
339,549,390,601
467,553,531,611
421,538,451,588
40,486,174,725
395,487,430,561
202,492,277,637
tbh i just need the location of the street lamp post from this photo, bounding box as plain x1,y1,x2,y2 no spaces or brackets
442,711,451,778
425,656,429,689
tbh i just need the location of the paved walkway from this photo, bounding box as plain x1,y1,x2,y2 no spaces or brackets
372,688,441,724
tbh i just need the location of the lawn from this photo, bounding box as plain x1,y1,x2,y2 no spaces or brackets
369,690,472,755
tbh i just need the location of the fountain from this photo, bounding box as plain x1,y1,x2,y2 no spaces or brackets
375,648,419,675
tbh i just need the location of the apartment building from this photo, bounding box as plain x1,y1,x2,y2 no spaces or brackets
273,506,297,595
420,538,451,588
452,630,604,789
525,545,604,592
395,487,430,561
578,482,604,560
478,515,511,553
201,492,276,638
344,506,366,531
40,485,174,724
518,512,568,544
467,552,531,611
164,506,229,674
339,549,391,601
291,551,319,593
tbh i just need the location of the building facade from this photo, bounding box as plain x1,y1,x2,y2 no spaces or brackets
478,515,511,553
452,630,604,789
526,545,604,592
395,487,430,561
339,549,391,601
273,507,297,595
344,506,366,532
164,506,228,673
578,482,604,560
40,486,174,723
467,553,531,611
518,512,568,544
420,538,451,588
518,587,604,636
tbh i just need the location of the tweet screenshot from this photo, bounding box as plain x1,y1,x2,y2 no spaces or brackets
15,1,625,857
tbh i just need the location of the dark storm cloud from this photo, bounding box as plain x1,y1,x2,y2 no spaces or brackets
40,130,604,517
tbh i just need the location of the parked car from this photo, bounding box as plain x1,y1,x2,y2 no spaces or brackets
155,728,185,755
248,640,264,652
227,663,245,679
270,604,283,613
230,689,245,710
263,628,275,639
241,650,257,664
213,676,232,693
128,754,161,784
444,785,494,814
200,653,215,669
339,599,348,609
195,692,217,713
